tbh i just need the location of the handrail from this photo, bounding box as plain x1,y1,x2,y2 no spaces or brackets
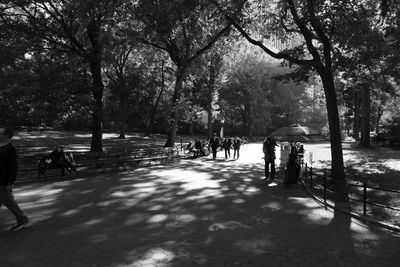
302,163,400,218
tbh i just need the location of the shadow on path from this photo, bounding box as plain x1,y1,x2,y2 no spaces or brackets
1,157,400,266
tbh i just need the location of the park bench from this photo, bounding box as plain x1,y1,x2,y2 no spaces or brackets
16,146,180,181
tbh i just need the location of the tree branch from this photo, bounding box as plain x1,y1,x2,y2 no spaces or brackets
211,0,316,67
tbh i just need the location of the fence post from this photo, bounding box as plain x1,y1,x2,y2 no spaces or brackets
305,163,308,183
363,179,367,216
180,136,183,151
310,167,313,191
323,172,327,209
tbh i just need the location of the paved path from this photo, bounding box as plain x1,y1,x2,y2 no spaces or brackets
1,144,400,267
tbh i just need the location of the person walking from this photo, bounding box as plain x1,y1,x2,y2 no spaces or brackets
223,137,232,159
0,127,29,231
263,136,277,180
209,133,220,160
233,136,241,159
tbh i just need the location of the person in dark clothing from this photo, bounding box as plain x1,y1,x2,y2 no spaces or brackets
194,139,204,156
209,133,220,160
43,146,74,176
263,136,277,180
223,137,232,159
0,127,29,231
233,136,241,159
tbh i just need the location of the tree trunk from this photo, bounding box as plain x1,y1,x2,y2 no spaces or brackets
189,121,194,136
359,84,371,147
119,98,127,139
88,57,104,152
207,106,213,138
146,61,166,136
320,71,345,183
353,89,360,141
164,66,185,147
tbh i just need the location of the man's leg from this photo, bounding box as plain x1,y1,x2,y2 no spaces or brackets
3,185,28,224
225,149,228,159
270,160,276,180
237,149,240,159
227,149,230,158
265,160,270,179
212,149,217,159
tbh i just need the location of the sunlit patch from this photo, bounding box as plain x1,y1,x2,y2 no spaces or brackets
17,188,64,197
208,221,250,231
261,202,281,211
60,209,80,217
174,214,197,223
222,173,232,178
267,182,278,187
148,214,169,223
232,199,245,204
234,238,275,254
382,159,400,171
288,197,333,225
350,218,378,235
147,204,164,211
128,248,175,267
88,234,108,244
83,218,104,226
124,213,147,226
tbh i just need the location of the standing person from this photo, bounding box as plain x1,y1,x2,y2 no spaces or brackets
233,136,241,159
0,127,29,231
224,137,232,159
263,136,277,180
209,133,220,160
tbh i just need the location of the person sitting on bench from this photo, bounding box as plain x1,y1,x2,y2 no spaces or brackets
41,146,74,176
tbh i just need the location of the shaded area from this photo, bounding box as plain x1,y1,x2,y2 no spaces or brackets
307,142,400,227
1,152,400,266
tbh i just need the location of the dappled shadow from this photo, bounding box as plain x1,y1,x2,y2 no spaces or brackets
1,154,400,266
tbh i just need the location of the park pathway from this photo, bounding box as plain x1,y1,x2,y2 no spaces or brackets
1,144,400,267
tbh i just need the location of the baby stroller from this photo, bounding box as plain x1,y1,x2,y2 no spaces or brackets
284,145,301,185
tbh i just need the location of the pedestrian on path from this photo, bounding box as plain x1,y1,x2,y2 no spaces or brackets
233,136,241,159
223,137,232,159
0,127,29,231
209,133,220,160
263,136,277,180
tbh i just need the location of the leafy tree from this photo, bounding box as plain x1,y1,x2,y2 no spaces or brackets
213,0,365,185
3,0,126,151
129,0,242,146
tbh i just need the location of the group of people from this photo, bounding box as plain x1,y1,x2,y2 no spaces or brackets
209,134,242,160
186,134,243,160
262,136,305,184
185,139,210,158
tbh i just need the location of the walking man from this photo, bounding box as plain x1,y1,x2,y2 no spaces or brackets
209,133,220,160
0,127,29,231
263,136,277,180
224,137,232,159
233,136,241,159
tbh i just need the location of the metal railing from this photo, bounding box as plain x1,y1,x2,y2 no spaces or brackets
301,163,400,218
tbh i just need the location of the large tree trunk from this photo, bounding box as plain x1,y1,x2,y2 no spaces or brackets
88,57,104,152
359,84,371,147
320,71,345,183
87,20,103,152
164,66,185,147
353,89,360,141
